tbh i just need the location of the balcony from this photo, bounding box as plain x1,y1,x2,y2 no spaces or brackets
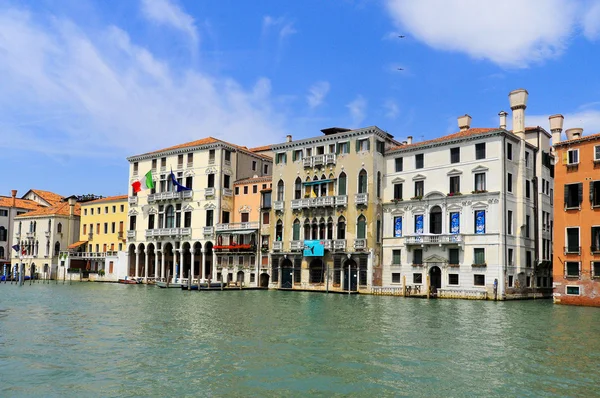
118,231,124,240
223,188,233,197
63,252,117,260
273,201,284,211
215,222,259,232
564,246,581,255
291,240,303,251
26,232,35,238
128,196,138,205
333,239,346,250
203,226,215,235
324,153,336,165
187,162,193,169
208,157,215,164
313,155,324,166
147,191,193,203
354,239,367,250
145,228,191,238
335,195,348,206
205,187,215,197
127,230,136,239
88,232,93,241
355,193,369,206
177,163,183,170
291,195,347,209
405,234,464,245
302,154,336,168
273,241,283,251
303,157,312,167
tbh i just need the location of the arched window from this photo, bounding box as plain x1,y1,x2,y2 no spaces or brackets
320,175,328,197
277,180,284,201
54,241,60,254
312,176,319,198
327,217,333,240
338,172,347,196
358,170,368,194
164,205,174,228
303,219,310,240
292,219,300,241
276,220,283,241
377,171,382,198
430,205,442,234
311,218,318,240
357,215,366,239
57,223,62,233
294,177,302,200
0,226,6,242
337,216,346,239
35,241,39,256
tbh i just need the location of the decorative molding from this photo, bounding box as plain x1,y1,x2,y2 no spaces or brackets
239,205,251,213
471,165,489,173
446,168,463,176
412,174,427,181
471,201,489,210
424,254,447,263
204,202,216,210
205,167,218,174
447,204,463,212
148,207,158,215
391,177,405,183
222,203,231,211
128,209,138,216
487,198,499,204
184,170,195,177
183,204,194,211
424,191,445,200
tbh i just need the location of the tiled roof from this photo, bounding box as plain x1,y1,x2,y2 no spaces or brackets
234,176,273,185
132,137,272,160
554,132,600,147
16,201,81,218
0,197,43,211
30,189,64,205
84,195,128,204
389,128,498,152
249,145,272,152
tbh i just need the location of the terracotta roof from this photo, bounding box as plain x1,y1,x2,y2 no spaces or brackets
249,145,272,152
389,128,498,152
132,137,272,160
30,189,64,205
16,201,81,218
0,197,43,211
234,176,273,185
554,132,600,147
84,195,128,204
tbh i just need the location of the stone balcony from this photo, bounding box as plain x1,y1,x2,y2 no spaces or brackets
354,239,367,250
128,196,138,205
290,195,348,209
273,201,285,211
223,188,233,197
404,234,464,245
333,239,346,250
145,228,192,238
127,230,136,239
273,241,283,251
355,193,369,206
203,226,214,235
215,222,259,232
204,187,215,197
147,190,193,203
302,154,336,168
291,240,303,251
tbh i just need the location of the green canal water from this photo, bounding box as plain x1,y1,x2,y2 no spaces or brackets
1,283,599,397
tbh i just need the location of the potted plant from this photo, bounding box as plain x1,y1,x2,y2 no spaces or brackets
98,269,105,277
410,195,423,201
391,198,403,204
471,190,488,194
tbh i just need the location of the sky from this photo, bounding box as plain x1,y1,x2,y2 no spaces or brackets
1,0,600,197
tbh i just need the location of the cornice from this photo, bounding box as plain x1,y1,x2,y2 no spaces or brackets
271,126,392,151
127,142,272,163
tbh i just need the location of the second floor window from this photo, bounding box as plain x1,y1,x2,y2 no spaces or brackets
450,147,460,164
564,183,582,209
415,154,424,169
474,173,486,191
475,143,486,160
449,176,460,194
395,157,403,172
414,181,424,198
394,183,403,200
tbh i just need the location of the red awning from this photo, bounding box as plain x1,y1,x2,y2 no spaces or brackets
68,241,88,249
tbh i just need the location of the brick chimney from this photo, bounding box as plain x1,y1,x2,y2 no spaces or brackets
286,135,292,142
407,136,413,145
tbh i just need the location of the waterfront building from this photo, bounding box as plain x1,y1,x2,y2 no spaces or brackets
62,195,129,282
11,196,80,280
126,137,272,284
214,175,272,286
268,129,400,292
381,89,554,300
552,122,600,306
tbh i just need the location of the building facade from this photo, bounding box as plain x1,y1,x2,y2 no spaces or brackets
552,123,600,306
268,128,399,292
126,137,272,284
381,89,554,300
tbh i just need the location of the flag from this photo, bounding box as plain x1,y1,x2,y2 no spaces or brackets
132,170,155,193
170,170,191,192
12,244,19,253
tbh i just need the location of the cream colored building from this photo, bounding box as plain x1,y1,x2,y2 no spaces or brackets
126,137,272,284
267,128,400,292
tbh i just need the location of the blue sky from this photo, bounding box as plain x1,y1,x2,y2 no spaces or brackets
1,0,600,197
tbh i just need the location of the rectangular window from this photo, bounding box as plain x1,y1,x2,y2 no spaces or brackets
525,151,530,168
591,227,600,252
393,183,403,200
393,216,402,237
474,210,485,234
222,211,230,224
473,248,485,265
184,212,192,228
414,181,424,198
474,274,485,286
241,213,249,223
376,140,385,154
252,185,257,194
338,142,350,154
276,152,287,164
450,212,460,234
450,147,460,164
413,273,423,284
475,143,486,160
185,176,193,189
448,274,459,285
243,186,248,195
413,249,423,265
293,150,303,161
474,173,486,192
567,149,579,165
566,227,580,253
187,153,193,166
392,273,401,283
566,286,580,295
356,138,370,152
252,161,257,171
264,164,269,174
223,175,231,189
414,214,424,234
526,180,531,199
448,248,459,266
565,262,580,277
262,212,270,225
206,210,214,227
224,150,231,162
392,250,401,265
526,215,530,238
564,183,582,209
508,210,513,234
590,181,600,207
235,187,239,195
415,154,424,169
507,143,513,160
507,173,513,193
111,222,116,234
508,275,514,287
152,159,157,170
592,261,600,278
395,157,403,172
449,176,460,194
526,251,532,268
508,248,514,266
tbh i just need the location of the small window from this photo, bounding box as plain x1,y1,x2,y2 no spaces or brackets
414,181,424,198
525,151,530,168
566,286,580,296
393,183,403,200
448,274,459,285
234,187,239,195
449,176,460,195
526,180,531,199
276,152,287,164
566,227,580,253
590,181,600,207
293,150,303,161
474,274,485,286
413,249,423,265
253,185,258,194
395,157,403,172
508,275,514,287
565,183,582,209
565,261,580,277
567,149,579,165
392,250,401,265
595,145,600,161
415,154,424,169
338,142,350,154
473,248,485,265
475,143,486,160
448,248,459,266
507,143,513,160
264,164,269,174
262,212,270,225
243,186,248,195
252,161,257,171
592,261,600,278
392,273,401,283
508,248,514,266
450,147,460,164
413,273,423,284
525,215,530,238
507,173,513,193
474,173,486,192
356,138,370,152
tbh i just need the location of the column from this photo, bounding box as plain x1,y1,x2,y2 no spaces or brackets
367,249,374,288
144,251,149,284
172,249,177,283
212,251,217,280
161,250,165,281
179,249,184,282
134,250,140,278
191,250,195,283
201,251,206,280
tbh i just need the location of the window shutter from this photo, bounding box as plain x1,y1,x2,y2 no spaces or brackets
366,138,371,151
355,140,360,153
578,183,583,205
564,185,569,208
562,152,568,164
336,144,340,155
283,153,287,164
292,151,296,162
275,154,279,165
590,181,594,203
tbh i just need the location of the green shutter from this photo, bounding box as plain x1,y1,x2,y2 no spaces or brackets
292,151,296,162
336,144,340,155
355,140,360,153
293,223,300,240
339,176,346,195
366,138,371,152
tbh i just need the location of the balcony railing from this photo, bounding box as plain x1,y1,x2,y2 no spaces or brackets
61,251,118,259
147,190,193,203
273,201,284,211
564,246,581,255
324,153,336,164
313,155,324,166
354,239,367,250
302,154,336,168
303,157,312,167
290,195,347,209
216,222,259,232
128,196,138,205
127,230,136,239
187,162,193,168
355,193,369,205
273,241,283,251
223,188,233,197
208,157,215,164
405,234,464,245
203,226,215,235
291,240,303,251
333,239,346,250
145,228,191,238
26,232,35,238
205,187,215,197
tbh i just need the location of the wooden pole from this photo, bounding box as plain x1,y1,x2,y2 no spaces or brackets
426,274,430,299
402,275,406,297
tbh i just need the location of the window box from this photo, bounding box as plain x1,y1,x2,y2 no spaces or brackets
448,263,460,268
447,192,462,197
391,198,404,204
471,190,488,194
472,263,487,267
412,263,424,267
410,196,423,201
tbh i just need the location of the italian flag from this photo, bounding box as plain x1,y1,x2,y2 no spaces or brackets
132,170,155,193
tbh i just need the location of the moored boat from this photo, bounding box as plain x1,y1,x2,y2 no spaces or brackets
118,278,140,284
155,281,183,288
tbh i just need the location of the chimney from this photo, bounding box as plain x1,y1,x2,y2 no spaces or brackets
565,128,583,141
458,114,472,131
407,136,413,145
11,190,17,207
402,141,407,145
508,89,528,138
498,111,508,129
286,134,292,143
68,197,77,217
548,114,564,145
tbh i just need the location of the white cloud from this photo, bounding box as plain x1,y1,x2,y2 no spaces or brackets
527,109,600,137
141,0,198,49
0,7,285,157
582,2,600,40
384,0,581,67
346,95,367,126
262,15,296,42
307,81,330,109
383,99,399,119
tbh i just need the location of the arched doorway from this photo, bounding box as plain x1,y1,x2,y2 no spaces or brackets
429,266,442,292
237,270,244,285
259,272,270,288
182,242,191,280
280,258,293,288
343,259,358,291
147,243,156,278
430,206,442,234
204,241,213,279
193,242,202,280
128,244,136,276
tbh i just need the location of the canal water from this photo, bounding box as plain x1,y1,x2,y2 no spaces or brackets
1,283,599,397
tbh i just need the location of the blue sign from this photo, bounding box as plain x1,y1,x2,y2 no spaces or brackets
303,240,325,257
415,214,424,234
450,212,460,234
394,216,403,237
475,210,486,234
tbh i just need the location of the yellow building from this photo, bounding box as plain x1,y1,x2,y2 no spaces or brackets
66,195,129,281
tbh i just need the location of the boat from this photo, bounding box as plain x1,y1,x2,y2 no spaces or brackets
181,282,224,290
118,277,140,284
155,281,183,288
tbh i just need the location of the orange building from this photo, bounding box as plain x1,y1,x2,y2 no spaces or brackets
552,118,600,307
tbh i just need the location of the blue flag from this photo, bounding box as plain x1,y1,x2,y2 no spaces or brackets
12,244,19,253
170,170,191,192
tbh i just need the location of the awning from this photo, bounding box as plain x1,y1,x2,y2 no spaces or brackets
68,241,88,249
216,230,256,235
303,179,334,186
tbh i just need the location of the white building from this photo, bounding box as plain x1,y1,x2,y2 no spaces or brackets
126,137,272,285
381,89,554,300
